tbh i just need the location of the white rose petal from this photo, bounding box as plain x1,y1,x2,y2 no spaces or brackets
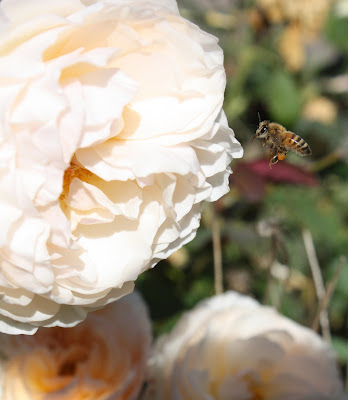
0,0,243,334
0,291,152,400
145,291,346,400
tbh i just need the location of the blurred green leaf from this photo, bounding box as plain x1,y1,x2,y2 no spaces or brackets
326,12,348,51
280,292,309,323
332,336,348,364
264,186,348,251
183,277,214,308
327,257,348,297
264,71,301,126
153,313,183,336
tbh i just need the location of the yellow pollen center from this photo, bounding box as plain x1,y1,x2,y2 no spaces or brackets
60,162,92,203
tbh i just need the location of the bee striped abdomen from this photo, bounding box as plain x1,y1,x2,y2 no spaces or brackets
283,132,312,156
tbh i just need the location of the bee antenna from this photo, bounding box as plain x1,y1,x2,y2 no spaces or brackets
257,112,261,124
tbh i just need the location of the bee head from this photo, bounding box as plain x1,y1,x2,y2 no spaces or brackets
255,120,269,139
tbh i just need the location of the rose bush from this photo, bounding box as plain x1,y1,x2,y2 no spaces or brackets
0,0,243,334
145,291,345,400
0,292,151,400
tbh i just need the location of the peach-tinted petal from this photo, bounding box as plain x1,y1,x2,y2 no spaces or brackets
0,292,151,400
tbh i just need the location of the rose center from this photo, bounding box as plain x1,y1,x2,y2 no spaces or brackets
58,347,89,376
243,375,264,400
60,160,92,204
58,360,77,376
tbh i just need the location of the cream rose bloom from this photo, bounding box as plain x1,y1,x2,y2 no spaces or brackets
0,0,243,334
145,292,346,400
0,291,151,400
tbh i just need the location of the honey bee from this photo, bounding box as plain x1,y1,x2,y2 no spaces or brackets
252,117,312,167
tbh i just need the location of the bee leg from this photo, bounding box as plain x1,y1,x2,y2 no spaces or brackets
262,135,270,147
269,154,279,168
252,134,258,143
270,150,287,168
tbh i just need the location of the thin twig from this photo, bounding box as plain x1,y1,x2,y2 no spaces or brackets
212,214,223,295
263,235,277,305
312,256,346,333
263,226,290,308
302,229,331,342
309,151,341,173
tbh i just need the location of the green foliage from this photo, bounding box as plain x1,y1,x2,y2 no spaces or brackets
332,336,348,364
265,71,301,126
326,11,348,51
264,186,348,251
280,292,310,325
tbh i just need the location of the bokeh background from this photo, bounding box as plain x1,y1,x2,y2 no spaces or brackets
137,0,348,380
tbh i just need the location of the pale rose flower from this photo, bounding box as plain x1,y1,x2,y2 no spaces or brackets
0,0,243,334
145,291,346,400
0,291,151,400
